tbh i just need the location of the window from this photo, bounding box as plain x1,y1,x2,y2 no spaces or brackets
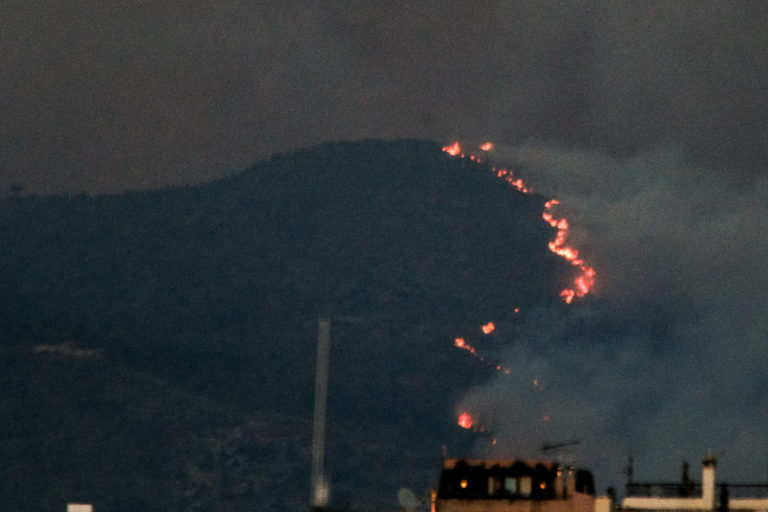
488,476,501,495
505,477,517,494
520,476,532,496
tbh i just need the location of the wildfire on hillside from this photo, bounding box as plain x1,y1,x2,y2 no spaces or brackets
441,141,595,302
442,141,597,429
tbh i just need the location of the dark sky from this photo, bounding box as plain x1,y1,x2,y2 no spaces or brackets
3,1,767,194
4,0,768,494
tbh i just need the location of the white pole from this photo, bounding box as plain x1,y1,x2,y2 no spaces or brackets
311,318,331,508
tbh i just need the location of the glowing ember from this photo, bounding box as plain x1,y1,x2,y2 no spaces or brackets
480,142,494,151
458,412,474,429
442,141,461,156
453,330,513,375
455,338,470,353
542,199,596,300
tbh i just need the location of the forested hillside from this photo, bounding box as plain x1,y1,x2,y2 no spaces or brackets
0,140,570,511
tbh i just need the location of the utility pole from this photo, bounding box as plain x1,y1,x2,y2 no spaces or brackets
311,318,331,509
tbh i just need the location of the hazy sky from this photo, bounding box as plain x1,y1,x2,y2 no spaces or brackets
4,0,768,494
3,1,767,194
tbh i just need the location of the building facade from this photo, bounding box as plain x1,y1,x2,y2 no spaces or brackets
433,458,606,512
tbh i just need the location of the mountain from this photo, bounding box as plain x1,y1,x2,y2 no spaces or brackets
0,139,572,511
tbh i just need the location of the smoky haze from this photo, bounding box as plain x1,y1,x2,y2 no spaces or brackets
459,143,768,491
4,0,768,496
2,1,767,193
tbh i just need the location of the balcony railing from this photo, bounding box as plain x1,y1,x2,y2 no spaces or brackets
626,483,702,498
626,483,768,500
724,484,768,499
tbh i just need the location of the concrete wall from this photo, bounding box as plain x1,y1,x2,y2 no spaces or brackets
729,498,768,511
594,495,613,512
621,496,710,510
437,492,595,512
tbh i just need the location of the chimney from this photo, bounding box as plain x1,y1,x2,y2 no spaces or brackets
682,461,690,486
555,465,565,498
567,467,576,496
702,455,717,509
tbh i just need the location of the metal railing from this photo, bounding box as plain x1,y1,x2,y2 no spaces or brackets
626,483,702,498
723,484,768,499
625,483,768,499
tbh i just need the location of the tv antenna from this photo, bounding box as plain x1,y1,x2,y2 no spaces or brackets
542,439,581,453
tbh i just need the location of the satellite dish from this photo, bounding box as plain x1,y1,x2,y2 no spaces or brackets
397,488,419,511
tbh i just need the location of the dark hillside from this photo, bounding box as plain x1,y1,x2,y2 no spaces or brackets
0,139,571,510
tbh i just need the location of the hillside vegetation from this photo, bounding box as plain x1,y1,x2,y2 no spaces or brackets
0,139,569,511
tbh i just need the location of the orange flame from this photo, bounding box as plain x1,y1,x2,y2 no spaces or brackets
542,199,596,300
454,325,515,375
444,140,596,302
442,141,461,156
455,337,478,355
458,412,474,429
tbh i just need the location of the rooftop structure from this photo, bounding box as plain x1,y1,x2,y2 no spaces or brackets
433,458,608,512
67,505,93,512
622,456,768,512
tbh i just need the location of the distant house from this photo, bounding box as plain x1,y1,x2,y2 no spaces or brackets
433,458,611,512
622,456,768,512
67,505,93,512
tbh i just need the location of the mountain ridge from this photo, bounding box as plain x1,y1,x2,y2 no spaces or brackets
0,139,574,510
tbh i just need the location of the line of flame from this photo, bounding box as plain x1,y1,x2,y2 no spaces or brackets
441,141,595,302
443,141,597,430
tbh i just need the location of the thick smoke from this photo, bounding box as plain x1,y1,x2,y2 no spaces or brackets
2,1,767,193
458,143,768,490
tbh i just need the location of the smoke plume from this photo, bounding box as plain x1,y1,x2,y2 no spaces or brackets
459,143,768,490
3,2,767,193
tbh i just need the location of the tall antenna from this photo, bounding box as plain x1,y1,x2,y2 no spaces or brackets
311,318,331,509
542,440,582,453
